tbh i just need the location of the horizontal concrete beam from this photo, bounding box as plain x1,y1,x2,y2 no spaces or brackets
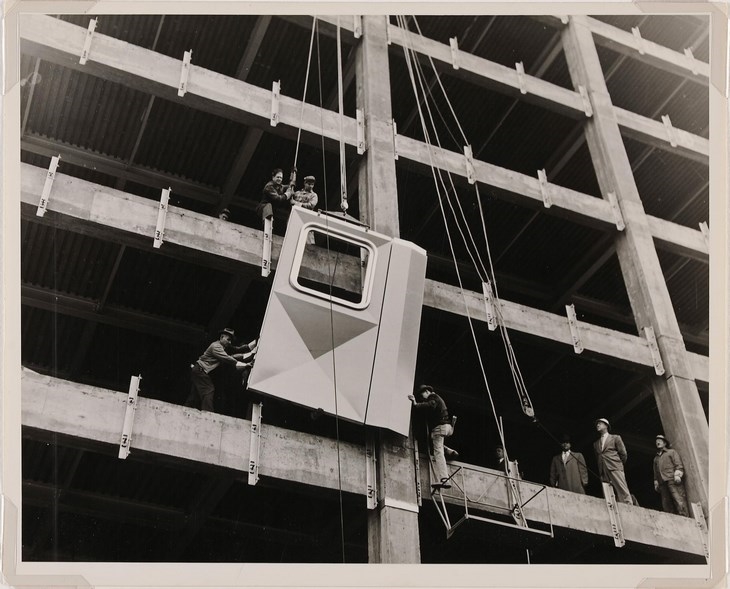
535,15,710,86
19,163,709,382
19,15,709,259
21,368,706,557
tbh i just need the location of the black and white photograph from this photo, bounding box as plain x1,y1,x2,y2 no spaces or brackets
1,2,727,587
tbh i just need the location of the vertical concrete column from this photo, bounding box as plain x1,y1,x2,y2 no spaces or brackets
561,17,708,512
354,15,420,562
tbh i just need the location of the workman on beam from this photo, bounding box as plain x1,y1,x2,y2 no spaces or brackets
185,328,257,413
593,417,633,504
257,168,294,225
653,434,690,517
408,385,458,490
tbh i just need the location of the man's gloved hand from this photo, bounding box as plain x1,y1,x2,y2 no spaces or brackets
654,480,659,492
673,471,682,484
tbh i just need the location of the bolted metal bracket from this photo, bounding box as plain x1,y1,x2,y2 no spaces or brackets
560,16,570,25
661,115,679,148
261,216,273,277
414,437,422,507
602,482,626,548
643,326,665,375
153,187,170,249
248,402,263,485
565,304,584,354
79,18,98,65
464,145,476,185
366,438,377,509
449,37,460,70
606,191,625,231
631,27,646,55
356,108,366,154
481,280,499,331
684,48,699,75
270,80,281,126
392,119,399,160
178,50,192,97
538,169,552,208
36,155,61,218
353,15,362,39
119,375,141,459
578,85,593,117
691,502,710,562
515,61,527,94
699,221,709,248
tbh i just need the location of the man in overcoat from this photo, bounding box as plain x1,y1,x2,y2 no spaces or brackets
549,434,588,494
593,417,633,504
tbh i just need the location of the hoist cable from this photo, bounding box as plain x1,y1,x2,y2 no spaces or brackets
397,15,507,449
336,17,348,212
293,16,318,171
315,18,347,562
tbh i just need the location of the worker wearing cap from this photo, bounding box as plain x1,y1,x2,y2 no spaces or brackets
593,418,633,504
185,328,257,413
291,175,318,210
653,434,689,516
408,385,458,489
549,434,588,494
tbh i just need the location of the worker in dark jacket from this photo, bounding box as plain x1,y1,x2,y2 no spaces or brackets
257,168,293,224
408,385,458,489
185,328,257,412
653,434,690,516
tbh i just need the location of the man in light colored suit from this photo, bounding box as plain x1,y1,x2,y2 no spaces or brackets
593,418,633,504
550,434,588,494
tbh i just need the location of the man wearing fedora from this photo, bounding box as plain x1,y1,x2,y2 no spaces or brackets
593,418,633,504
408,385,458,490
653,434,689,516
185,328,257,413
549,434,588,494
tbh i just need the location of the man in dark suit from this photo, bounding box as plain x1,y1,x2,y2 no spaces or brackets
593,418,633,504
550,434,588,494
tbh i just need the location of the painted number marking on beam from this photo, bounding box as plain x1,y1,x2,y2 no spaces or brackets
691,502,710,562
262,217,273,277
248,402,263,485
79,18,97,65
392,119,399,160
414,437,422,507
118,374,141,459
36,155,60,217
602,482,625,548
178,50,192,97
153,187,170,248
464,145,476,185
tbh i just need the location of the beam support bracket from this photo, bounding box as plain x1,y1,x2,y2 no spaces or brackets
392,119,399,160
270,80,281,126
36,155,61,217
565,304,583,354
262,217,273,277
248,402,263,485
353,15,362,39
356,108,366,154
606,191,625,231
178,50,192,97
691,502,710,562
482,280,499,331
578,85,593,117
118,374,141,459
684,48,699,75
560,16,570,25
661,114,679,148
79,18,98,65
515,61,527,94
699,221,709,247
366,438,377,509
631,27,646,55
414,437,422,507
537,168,552,208
449,37,460,70
602,482,626,548
464,145,476,184
153,187,170,248
643,326,665,375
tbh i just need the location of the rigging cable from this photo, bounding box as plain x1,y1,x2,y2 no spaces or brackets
314,16,347,562
336,17,348,213
293,16,318,173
